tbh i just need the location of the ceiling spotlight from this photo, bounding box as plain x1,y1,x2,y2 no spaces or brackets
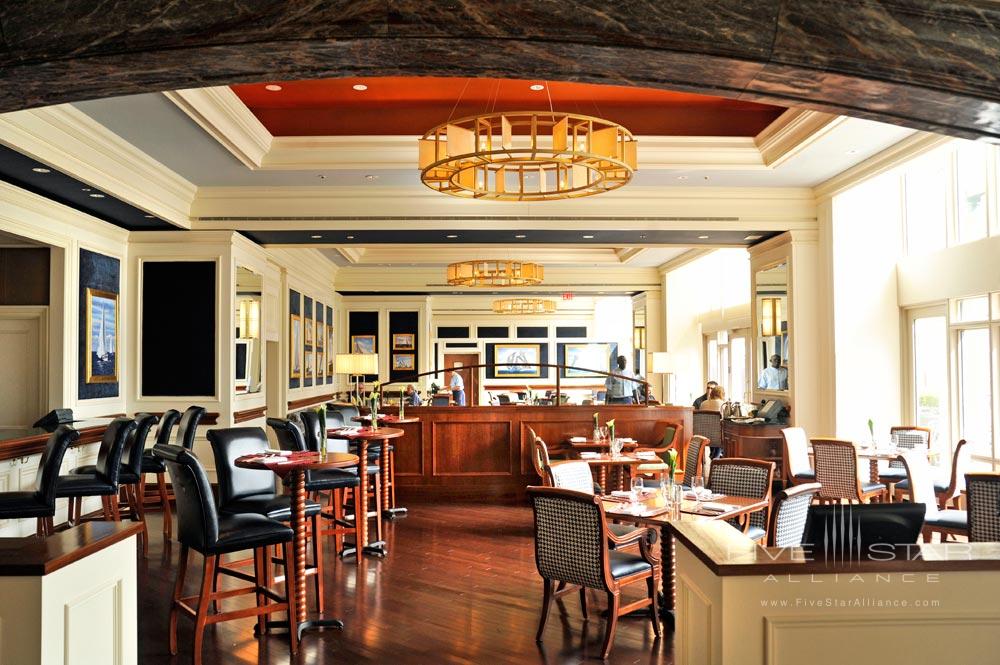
582,235,594,239
81,188,92,192
697,235,709,239
846,148,859,155
744,234,763,241
703,176,710,180
317,174,327,180
639,234,647,239
364,174,379,181
676,175,688,180
88,193,106,198
352,84,368,91
529,84,545,91
346,235,355,240
143,215,154,219
446,234,458,239
265,84,282,92
515,234,526,239
31,167,51,173
311,235,323,239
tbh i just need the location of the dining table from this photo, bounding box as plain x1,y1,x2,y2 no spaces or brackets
326,425,404,557
578,451,652,492
567,437,640,453
351,414,420,519
602,491,770,628
234,450,359,641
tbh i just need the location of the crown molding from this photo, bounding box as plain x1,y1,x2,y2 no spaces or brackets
754,109,844,168
164,87,272,169
813,131,952,200
615,247,648,264
0,104,196,228
335,247,364,264
657,248,713,274
0,181,130,247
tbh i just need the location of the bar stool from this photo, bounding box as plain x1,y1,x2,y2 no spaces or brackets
176,406,207,449
0,426,78,536
207,427,325,611
141,409,180,539
55,418,135,524
72,413,158,555
154,443,298,664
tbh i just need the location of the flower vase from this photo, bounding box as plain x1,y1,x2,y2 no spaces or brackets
592,427,601,442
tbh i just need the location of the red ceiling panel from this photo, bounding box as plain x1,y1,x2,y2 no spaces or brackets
231,77,786,137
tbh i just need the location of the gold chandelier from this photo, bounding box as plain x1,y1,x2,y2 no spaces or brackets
418,111,637,201
446,260,544,287
492,298,557,315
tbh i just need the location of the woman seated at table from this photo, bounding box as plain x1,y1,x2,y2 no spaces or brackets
404,384,422,406
700,386,725,411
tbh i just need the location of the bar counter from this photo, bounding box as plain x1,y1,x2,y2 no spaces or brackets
387,404,692,502
0,418,113,461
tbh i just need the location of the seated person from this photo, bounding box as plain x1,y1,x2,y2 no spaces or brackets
700,386,726,412
758,354,789,390
693,381,718,408
404,384,422,406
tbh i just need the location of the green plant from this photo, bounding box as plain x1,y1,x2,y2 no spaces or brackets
867,418,875,438
607,419,616,441
666,448,678,479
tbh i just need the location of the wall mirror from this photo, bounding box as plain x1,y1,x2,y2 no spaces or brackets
754,261,789,393
235,266,262,394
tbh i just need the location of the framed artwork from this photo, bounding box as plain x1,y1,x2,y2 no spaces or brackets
289,314,302,378
326,326,335,375
393,333,415,350
494,343,541,377
562,342,612,378
351,334,376,354
316,322,325,350
85,288,119,383
304,316,314,346
304,350,314,379
392,353,415,371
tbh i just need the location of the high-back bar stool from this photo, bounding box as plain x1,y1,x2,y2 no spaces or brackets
55,417,135,524
0,426,79,535
141,409,181,539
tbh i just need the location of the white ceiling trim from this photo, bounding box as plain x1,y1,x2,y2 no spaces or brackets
0,104,197,228
615,247,647,264
164,86,838,173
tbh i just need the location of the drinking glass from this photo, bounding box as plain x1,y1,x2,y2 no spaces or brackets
599,426,609,442
631,476,642,501
691,476,705,506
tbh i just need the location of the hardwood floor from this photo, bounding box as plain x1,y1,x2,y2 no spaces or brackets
137,503,673,664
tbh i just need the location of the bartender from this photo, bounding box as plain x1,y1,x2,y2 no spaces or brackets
758,354,789,390
449,369,466,406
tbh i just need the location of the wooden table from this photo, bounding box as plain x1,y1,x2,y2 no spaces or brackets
579,453,648,492
602,492,769,626
327,426,404,557
351,415,420,519
809,445,939,484
567,438,639,453
234,450,358,641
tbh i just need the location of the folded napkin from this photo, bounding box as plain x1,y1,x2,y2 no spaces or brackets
634,451,658,459
684,489,721,501
579,451,600,459
569,436,587,443
700,502,734,513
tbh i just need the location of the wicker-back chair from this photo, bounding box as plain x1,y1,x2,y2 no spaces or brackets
707,457,775,542
768,482,821,547
812,438,885,503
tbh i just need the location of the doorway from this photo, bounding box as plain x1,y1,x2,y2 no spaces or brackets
0,310,46,435
444,353,479,406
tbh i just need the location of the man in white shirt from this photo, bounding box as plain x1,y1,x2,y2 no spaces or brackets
758,354,788,390
604,355,635,404
449,369,466,406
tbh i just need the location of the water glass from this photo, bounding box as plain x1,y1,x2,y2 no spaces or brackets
631,477,642,501
691,476,705,505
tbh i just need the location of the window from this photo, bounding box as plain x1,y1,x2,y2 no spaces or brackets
911,314,948,448
956,296,990,323
957,327,993,458
903,151,948,254
704,328,750,406
955,141,989,244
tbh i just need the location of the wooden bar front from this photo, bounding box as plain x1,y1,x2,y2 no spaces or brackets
388,405,692,502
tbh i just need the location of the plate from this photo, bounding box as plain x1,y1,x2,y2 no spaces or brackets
610,490,632,498
569,436,587,443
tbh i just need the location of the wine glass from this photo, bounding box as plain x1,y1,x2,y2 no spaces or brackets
691,476,705,507
631,476,643,502
599,426,609,442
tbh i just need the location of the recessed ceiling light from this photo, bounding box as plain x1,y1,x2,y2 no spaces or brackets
311,234,322,239
265,84,282,92
529,84,545,91
81,187,92,192
446,234,458,239
703,176,710,181
317,174,327,180
31,167,51,173
353,84,368,91
144,215,154,219
744,234,763,241
582,235,594,239
697,235,709,239
346,235,355,240
88,193,106,198
846,148,858,155
676,175,688,180
639,234,647,239
364,174,379,181
515,234,526,239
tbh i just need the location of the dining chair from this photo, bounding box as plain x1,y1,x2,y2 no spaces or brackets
768,482,821,547
55,417,136,524
175,406,207,450
706,457,775,543
811,438,886,504
530,432,552,485
681,435,709,488
965,473,1000,542
548,460,649,550
693,409,723,458
141,408,181,539
897,450,967,542
527,486,660,660
155,443,298,665
894,439,970,508
780,427,816,485
879,426,931,486
0,425,78,536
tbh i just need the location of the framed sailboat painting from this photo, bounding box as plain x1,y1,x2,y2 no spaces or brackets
85,288,119,383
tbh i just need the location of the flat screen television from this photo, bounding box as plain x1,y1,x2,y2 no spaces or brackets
757,399,784,422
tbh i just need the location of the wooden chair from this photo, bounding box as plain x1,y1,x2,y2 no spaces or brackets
966,473,1000,542
681,435,709,488
768,482,821,547
879,426,931,488
897,451,967,542
707,457,775,543
812,438,886,504
636,420,683,486
530,432,554,485
781,427,816,485
894,439,970,508
527,486,660,660
693,409,723,457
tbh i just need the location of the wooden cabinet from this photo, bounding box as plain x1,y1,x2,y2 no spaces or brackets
721,420,786,481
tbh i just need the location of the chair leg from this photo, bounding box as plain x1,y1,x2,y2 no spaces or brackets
311,514,325,613
156,472,172,538
109,493,121,521
332,489,345,555
601,592,621,659
169,545,190,656
282,541,299,655
192,554,217,665
253,546,268,635
36,517,47,537
647,575,661,637
372,473,383,543
536,578,554,643
579,587,589,620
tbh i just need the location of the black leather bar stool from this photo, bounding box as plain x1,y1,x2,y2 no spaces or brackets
141,409,180,539
207,427,326,611
55,417,135,524
176,406,207,449
153,443,298,664
72,413,158,555
292,411,362,556
0,426,78,536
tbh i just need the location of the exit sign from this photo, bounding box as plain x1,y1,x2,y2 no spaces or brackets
562,292,573,300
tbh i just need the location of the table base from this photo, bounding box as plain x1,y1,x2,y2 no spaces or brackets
383,506,408,519
257,617,345,640
340,541,387,559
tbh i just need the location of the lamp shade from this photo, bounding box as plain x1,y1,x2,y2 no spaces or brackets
335,353,378,375
761,297,781,337
651,352,670,374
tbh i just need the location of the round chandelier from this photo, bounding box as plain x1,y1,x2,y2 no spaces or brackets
446,260,544,287
492,298,557,315
418,111,637,201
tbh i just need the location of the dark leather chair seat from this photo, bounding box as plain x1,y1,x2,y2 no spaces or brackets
306,468,361,492
54,473,118,496
894,477,950,493
926,509,968,530
609,551,652,579
141,451,167,473
878,468,908,481
0,492,51,518
219,493,321,521
207,514,295,555
70,463,140,486
343,464,379,476
861,481,887,493
793,469,816,480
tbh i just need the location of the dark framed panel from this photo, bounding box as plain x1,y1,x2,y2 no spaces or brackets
348,310,379,381
78,249,120,399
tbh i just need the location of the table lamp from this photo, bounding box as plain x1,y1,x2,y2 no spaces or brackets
651,352,671,405
336,353,378,402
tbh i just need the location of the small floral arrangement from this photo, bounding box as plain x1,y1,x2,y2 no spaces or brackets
314,405,328,458
666,448,678,481
593,412,600,429
867,418,875,439
607,419,616,442
369,381,381,429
